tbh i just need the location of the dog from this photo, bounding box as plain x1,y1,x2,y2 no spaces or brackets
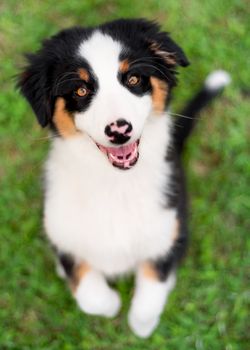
18,18,230,338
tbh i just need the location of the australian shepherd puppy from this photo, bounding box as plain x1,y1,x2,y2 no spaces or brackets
18,18,230,337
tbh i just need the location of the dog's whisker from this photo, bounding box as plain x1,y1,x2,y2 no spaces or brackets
54,72,80,94
132,63,171,81
129,56,168,65
54,78,84,95
54,72,77,89
130,59,170,73
55,71,79,83
168,111,198,120
32,135,57,141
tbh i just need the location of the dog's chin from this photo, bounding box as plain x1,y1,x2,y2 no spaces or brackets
96,140,140,170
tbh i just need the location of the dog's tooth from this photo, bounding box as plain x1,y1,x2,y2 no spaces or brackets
110,153,119,162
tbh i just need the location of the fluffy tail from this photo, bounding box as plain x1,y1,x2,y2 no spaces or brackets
173,70,231,153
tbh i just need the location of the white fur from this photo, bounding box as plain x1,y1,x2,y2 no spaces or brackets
74,270,121,317
128,270,176,338
77,31,152,146
205,70,231,91
44,113,176,276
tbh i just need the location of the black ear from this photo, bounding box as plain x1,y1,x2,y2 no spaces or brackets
137,19,189,67
17,53,53,127
149,33,190,67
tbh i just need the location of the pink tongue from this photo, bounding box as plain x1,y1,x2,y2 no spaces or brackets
108,143,134,157
99,141,138,168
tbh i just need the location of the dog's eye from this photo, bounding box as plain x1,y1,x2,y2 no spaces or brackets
127,75,141,86
75,87,89,97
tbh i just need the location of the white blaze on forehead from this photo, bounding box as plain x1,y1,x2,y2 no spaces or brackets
76,30,152,147
78,31,123,87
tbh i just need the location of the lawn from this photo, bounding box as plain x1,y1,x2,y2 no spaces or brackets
0,1,249,349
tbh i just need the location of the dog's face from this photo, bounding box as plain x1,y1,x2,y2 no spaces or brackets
18,19,188,169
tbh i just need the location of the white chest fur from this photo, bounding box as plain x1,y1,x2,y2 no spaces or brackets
44,114,177,276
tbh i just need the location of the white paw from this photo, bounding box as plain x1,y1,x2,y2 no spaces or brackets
128,310,159,338
74,271,121,318
76,287,121,318
127,271,176,337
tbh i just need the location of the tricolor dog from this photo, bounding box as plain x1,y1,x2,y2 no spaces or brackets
18,19,230,337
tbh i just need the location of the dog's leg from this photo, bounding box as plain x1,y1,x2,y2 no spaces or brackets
128,213,187,338
128,262,176,338
72,265,121,318
57,253,121,317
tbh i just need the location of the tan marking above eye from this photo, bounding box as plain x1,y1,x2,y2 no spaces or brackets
127,75,141,86
119,59,130,73
76,87,88,97
78,68,89,82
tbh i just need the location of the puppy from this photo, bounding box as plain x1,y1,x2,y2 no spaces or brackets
18,18,230,337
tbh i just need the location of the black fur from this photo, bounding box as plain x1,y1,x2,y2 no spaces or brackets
100,19,189,69
58,252,75,278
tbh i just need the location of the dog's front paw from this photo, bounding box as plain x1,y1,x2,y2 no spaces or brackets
76,287,121,318
128,269,176,337
128,308,159,338
74,271,121,318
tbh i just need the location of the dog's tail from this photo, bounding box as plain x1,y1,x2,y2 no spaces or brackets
173,70,231,153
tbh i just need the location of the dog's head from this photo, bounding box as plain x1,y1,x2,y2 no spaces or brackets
18,19,189,170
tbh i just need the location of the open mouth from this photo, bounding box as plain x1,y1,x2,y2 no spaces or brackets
97,140,139,170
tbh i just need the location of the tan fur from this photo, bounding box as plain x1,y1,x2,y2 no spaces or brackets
119,59,130,73
141,262,159,280
78,68,89,82
150,77,168,113
53,98,78,138
70,263,91,293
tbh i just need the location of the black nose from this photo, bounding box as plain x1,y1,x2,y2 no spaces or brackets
104,119,133,145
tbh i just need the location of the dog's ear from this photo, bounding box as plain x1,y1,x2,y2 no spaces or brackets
137,19,189,67
148,34,189,68
17,53,54,127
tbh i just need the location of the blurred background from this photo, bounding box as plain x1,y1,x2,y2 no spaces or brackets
0,1,249,349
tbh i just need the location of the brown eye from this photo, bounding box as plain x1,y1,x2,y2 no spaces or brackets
127,75,141,86
76,87,88,97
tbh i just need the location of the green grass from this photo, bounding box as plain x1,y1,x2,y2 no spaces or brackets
0,1,249,349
